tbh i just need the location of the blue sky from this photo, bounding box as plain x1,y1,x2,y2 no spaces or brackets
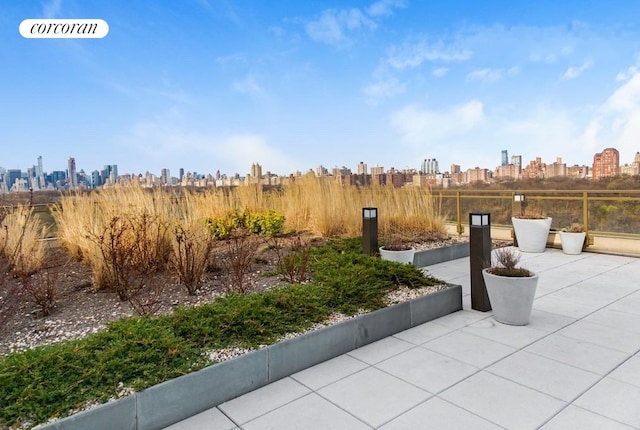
3,0,640,177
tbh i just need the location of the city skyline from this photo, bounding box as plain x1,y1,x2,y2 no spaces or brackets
4,1,640,175
2,146,639,192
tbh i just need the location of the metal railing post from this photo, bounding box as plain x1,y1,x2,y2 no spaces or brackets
456,191,463,234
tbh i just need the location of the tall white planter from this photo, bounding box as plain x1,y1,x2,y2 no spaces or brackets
379,247,415,265
482,269,538,325
512,217,552,253
559,231,586,255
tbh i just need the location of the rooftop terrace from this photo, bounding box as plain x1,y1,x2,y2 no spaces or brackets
169,248,640,429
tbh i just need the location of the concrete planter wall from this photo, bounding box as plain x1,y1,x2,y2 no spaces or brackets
39,284,462,430
413,242,469,267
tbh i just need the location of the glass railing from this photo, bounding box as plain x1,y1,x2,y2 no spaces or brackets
436,189,640,237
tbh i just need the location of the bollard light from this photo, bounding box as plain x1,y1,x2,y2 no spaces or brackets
362,207,378,256
469,212,492,312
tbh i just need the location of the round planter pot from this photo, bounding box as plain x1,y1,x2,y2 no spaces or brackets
379,247,416,265
559,231,586,255
512,217,552,253
482,269,538,326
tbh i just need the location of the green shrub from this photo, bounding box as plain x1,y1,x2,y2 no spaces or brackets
0,237,442,427
206,209,285,238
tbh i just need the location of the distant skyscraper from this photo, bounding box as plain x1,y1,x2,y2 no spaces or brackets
7,169,22,191
161,168,171,184
357,161,368,175
67,157,77,189
421,158,439,174
511,155,522,168
501,150,509,166
370,165,384,175
251,163,262,179
179,168,184,182
36,156,45,189
593,148,620,179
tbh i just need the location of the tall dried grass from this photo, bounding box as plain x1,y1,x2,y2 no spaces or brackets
52,180,445,289
0,204,48,275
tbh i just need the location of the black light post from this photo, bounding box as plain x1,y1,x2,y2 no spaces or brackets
362,207,378,256
469,212,492,312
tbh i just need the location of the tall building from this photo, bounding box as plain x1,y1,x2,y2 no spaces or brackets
593,148,620,180
36,155,45,189
356,161,368,175
7,169,22,191
510,155,522,169
161,168,171,185
421,158,439,174
251,163,262,179
370,165,384,175
545,157,567,178
67,157,77,189
501,150,509,167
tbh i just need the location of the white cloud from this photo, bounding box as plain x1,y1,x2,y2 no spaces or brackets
389,100,485,145
42,0,62,19
465,66,520,83
367,0,407,17
432,67,448,77
121,120,298,175
386,40,472,70
232,75,263,95
466,68,504,83
562,61,592,80
362,78,406,102
582,69,640,158
306,8,376,46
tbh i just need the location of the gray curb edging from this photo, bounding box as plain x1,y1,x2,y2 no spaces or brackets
38,284,462,430
413,242,470,266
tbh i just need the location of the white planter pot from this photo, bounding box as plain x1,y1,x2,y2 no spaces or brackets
482,269,538,325
512,217,552,253
379,247,416,265
559,231,586,255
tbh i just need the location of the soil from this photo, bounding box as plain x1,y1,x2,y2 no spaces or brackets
0,241,291,356
0,234,510,357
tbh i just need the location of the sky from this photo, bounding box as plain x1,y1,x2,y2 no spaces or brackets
3,0,640,178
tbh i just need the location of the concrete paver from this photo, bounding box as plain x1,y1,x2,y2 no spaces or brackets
167,249,640,429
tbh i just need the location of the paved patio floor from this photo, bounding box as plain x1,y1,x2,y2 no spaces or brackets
167,248,640,429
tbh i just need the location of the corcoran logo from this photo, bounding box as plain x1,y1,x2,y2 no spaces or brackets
19,19,109,38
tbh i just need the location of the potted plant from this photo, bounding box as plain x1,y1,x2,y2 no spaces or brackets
512,207,552,253
379,232,415,265
482,247,538,326
559,223,586,255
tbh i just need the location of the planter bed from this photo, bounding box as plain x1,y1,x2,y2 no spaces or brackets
40,284,462,430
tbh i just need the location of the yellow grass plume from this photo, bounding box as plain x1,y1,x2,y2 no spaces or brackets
0,204,49,275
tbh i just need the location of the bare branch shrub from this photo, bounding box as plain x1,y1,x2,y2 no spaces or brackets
86,212,168,301
0,257,22,335
270,235,312,283
486,247,533,277
170,221,214,295
128,273,165,316
220,228,261,293
21,268,60,317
